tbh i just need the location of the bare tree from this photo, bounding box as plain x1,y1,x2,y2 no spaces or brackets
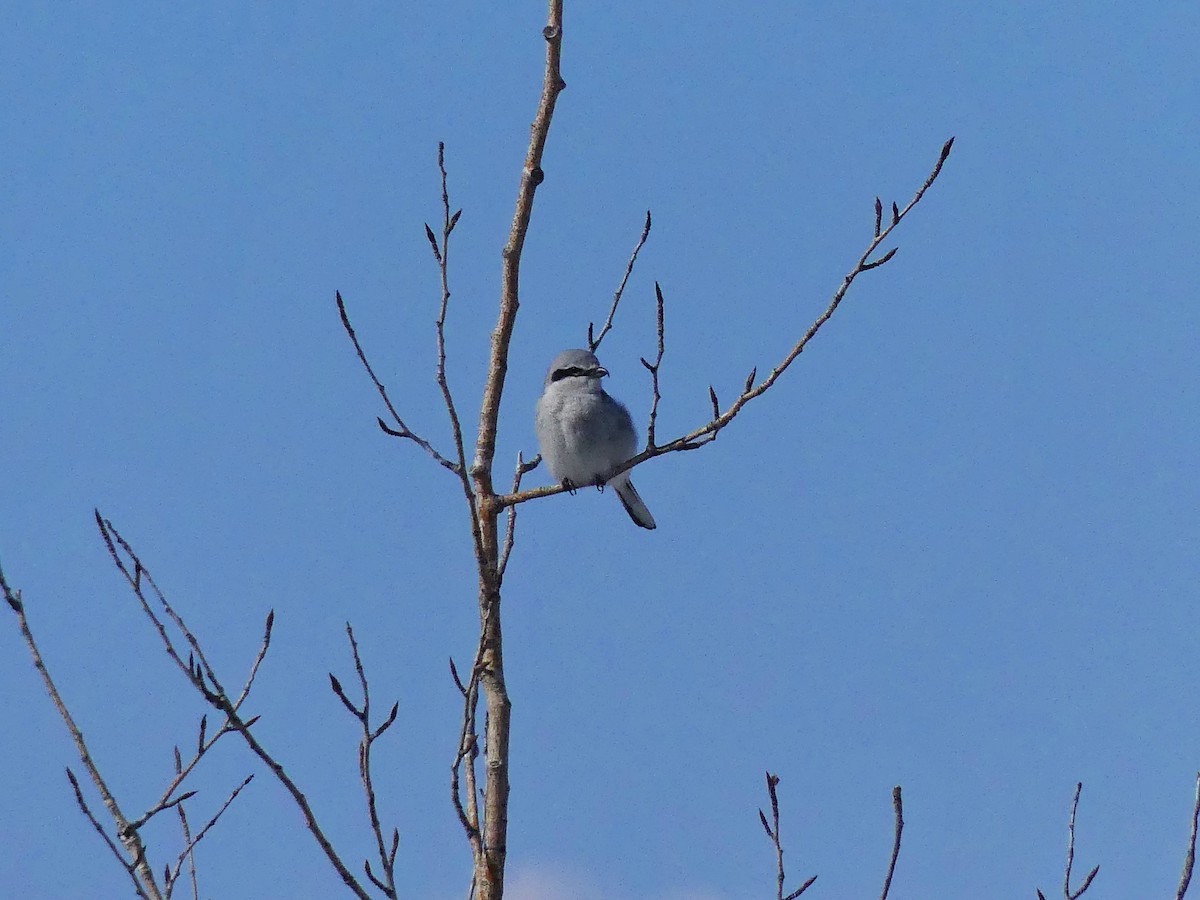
11,3,1182,900
334,3,951,896
6,3,1200,898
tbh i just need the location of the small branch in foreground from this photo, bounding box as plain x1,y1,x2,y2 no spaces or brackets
589,209,652,352
495,137,955,513
1178,772,1200,900
758,772,817,900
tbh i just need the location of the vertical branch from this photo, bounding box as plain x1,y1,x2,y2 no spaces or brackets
879,786,904,900
498,452,540,581
1178,772,1200,900
464,3,564,899
757,772,817,900
1042,782,1099,900
428,142,485,565
640,281,666,449
473,0,565,488
174,774,200,900
329,624,401,898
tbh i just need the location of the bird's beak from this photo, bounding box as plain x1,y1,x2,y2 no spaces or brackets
595,367,609,378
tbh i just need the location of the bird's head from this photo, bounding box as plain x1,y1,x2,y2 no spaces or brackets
544,349,609,388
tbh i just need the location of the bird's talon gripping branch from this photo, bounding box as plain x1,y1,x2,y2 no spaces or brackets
561,478,577,495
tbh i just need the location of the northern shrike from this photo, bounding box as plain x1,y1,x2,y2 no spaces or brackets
535,348,656,530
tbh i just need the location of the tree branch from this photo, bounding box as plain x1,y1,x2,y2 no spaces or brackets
429,142,486,568
165,776,254,896
1038,782,1100,900
639,281,666,449
93,514,376,900
758,772,817,900
336,290,461,474
494,136,956,512
498,452,541,581
1177,772,1200,900
461,3,565,898
588,210,652,352
879,786,904,900
2,562,164,900
329,623,401,899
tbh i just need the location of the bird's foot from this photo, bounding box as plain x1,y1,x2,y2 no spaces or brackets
561,478,577,495
592,476,606,493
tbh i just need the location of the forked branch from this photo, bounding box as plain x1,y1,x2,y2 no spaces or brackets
1038,782,1099,900
758,772,817,900
329,624,401,899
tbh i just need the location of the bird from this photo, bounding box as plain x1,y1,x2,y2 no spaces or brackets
535,348,657,530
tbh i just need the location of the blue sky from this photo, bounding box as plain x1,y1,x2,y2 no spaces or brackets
3,3,1198,898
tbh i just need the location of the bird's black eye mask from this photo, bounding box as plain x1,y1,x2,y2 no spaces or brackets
550,365,604,382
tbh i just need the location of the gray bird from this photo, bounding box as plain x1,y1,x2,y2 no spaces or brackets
535,348,656,530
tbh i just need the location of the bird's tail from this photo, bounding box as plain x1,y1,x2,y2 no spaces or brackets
613,473,656,530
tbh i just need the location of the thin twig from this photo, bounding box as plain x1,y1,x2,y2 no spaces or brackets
758,772,817,900
330,624,400,899
639,282,666,449
166,776,254,893
1,563,163,899
1052,782,1099,900
131,718,240,835
879,786,904,900
233,609,274,711
430,142,486,569
494,137,956,512
1177,772,1200,900
451,638,486,853
336,290,460,474
172,753,200,900
589,209,652,352
497,452,541,580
